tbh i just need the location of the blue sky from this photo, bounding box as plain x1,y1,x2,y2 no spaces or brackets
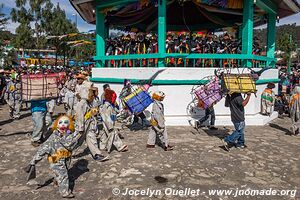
1,0,299,33
1,0,95,33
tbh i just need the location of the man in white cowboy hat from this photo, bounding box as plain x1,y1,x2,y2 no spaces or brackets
147,91,173,151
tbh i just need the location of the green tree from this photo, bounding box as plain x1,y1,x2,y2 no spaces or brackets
277,33,297,63
3,49,17,66
45,3,78,66
11,0,53,52
11,1,34,49
254,23,300,51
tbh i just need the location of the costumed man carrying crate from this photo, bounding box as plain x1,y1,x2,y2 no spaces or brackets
21,72,63,147
147,91,173,151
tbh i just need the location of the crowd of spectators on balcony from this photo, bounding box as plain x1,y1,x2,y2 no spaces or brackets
105,31,263,67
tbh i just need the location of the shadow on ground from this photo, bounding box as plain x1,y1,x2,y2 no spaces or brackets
269,123,291,135
69,159,89,191
0,131,30,137
72,148,91,159
0,113,31,126
202,128,230,139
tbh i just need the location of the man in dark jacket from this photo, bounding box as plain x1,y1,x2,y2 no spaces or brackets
0,69,7,105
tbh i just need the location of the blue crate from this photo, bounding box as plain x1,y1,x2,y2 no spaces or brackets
125,90,153,114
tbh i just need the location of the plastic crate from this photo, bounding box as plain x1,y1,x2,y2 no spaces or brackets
21,73,60,101
222,74,256,94
194,78,222,109
123,88,153,114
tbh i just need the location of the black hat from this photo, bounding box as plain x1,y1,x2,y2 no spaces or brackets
103,84,110,90
267,82,275,89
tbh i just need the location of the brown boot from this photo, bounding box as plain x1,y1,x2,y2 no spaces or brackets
62,193,75,198
164,145,174,151
119,145,128,152
31,141,40,147
146,144,155,148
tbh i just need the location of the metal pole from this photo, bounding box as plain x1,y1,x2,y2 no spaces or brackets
73,13,78,29
76,14,78,29
287,34,292,74
266,13,276,67
158,0,166,67
95,8,105,67
241,0,254,68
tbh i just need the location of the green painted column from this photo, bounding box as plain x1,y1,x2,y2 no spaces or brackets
266,13,276,67
158,0,166,67
96,8,105,67
241,0,254,67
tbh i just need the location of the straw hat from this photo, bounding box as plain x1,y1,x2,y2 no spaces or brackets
76,73,86,79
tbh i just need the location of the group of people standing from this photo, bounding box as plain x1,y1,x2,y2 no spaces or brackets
1,65,300,198
6,69,172,198
105,31,262,67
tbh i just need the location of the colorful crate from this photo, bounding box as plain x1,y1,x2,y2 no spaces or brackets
21,73,60,101
123,87,153,114
194,78,222,109
222,74,256,94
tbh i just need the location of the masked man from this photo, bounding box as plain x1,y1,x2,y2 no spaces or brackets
25,115,80,198
74,80,108,161
64,84,77,117
289,85,300,135
100,88,128,153
46,99,55,131
4,73,21,119
147,91,173,151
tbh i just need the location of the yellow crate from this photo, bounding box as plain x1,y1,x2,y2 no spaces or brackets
123,88,143,102
222,74,256,94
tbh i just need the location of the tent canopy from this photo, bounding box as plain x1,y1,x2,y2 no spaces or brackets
70,0,300,31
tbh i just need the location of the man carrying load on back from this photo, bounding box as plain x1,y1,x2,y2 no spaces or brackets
222,93,251,151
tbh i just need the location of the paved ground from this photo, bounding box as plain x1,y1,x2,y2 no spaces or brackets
0,104,299,200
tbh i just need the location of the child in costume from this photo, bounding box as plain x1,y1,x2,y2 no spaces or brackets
25,115,81,198
147,91,173,151
261,83,275,116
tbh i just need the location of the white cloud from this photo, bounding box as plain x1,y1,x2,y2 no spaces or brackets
5,19,19,33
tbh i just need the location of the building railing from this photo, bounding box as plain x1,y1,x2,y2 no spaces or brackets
94,53,276,68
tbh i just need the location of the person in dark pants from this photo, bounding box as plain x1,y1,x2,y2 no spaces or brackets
195,105,217,130
30,100,48,147
132,112,147,126
0,69,7,105
223,93,251,151
274,95,285,118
